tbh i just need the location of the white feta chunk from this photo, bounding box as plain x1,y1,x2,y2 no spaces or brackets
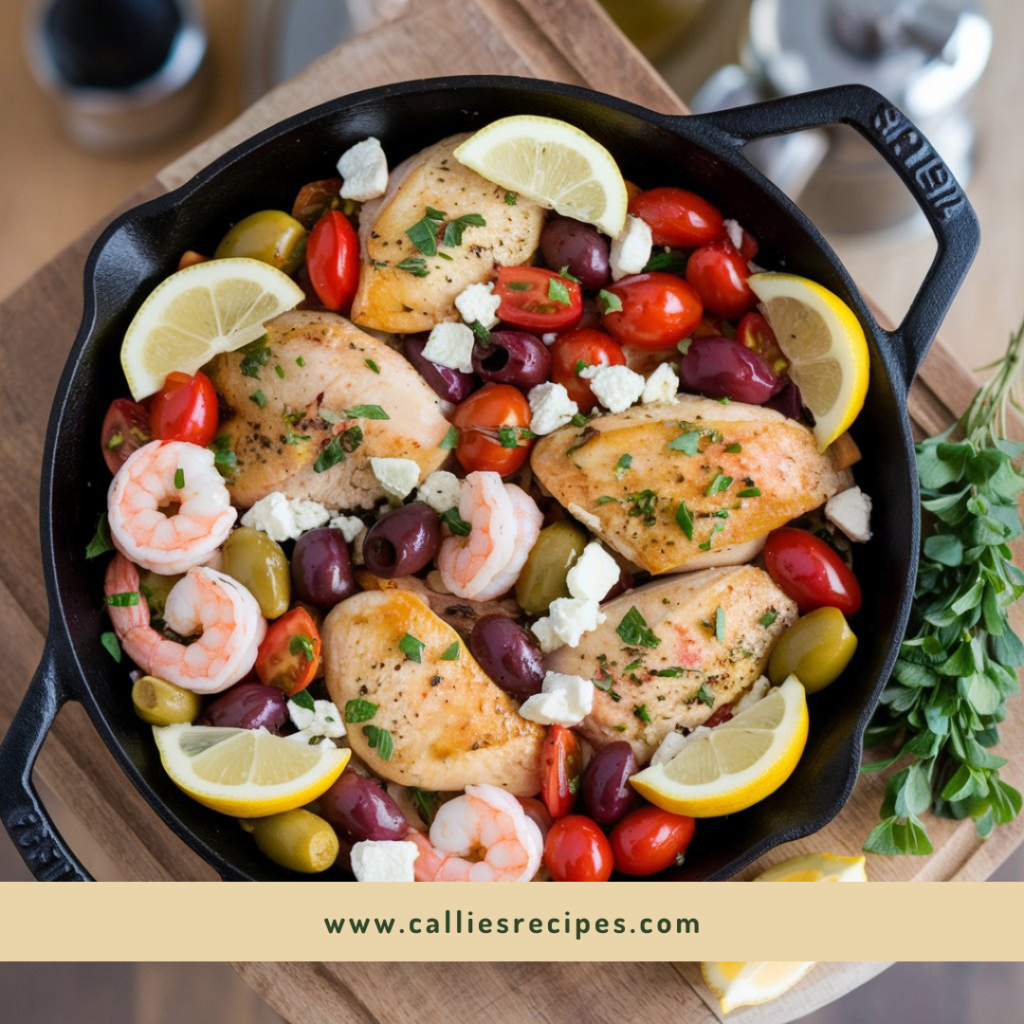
337,137,389,201
519,671,595,727
288,696,347,746
723,218,745,251
581,364,645,414
328,514,366,544
609,214,653,281
454,281,501,329
566,542,620,603
642,361,680,404
541,332,558,345
531,597,606,653
825,486,873,543
350,840,419,882
650,727,711,767
422,321,476,373
370,457,421,500
735,676,773,714
292,499,333,534
417,470,462,514
240,492,330,543
528,382,579,436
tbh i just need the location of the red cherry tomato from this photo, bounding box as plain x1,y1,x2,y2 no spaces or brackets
255,607,322,695
544,815,614,882
601,272,703,350
451,383,533,476
149,371,219,447
763,527,863,616
494,266,583,332
306,210,360,311
685,240,757,320
737,310,787,373
628,187,725,248
541,725,584,819
101,398,152,475
609,806,695,877
550,328,626,411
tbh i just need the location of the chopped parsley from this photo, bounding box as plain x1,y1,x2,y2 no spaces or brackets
442,212,486,248
209,436,237,478
365,358,380,374
714,606,726,643
363,724,394,761
547,276,571,305
249,389,266,408
654,667,689,678
668,431,702,455
497,425,534,448
100,631,122,663
616,606,661,649
615,453,633,479
290,689,315,712
344,698,378,723
284,429,310,446
675,500,694,540
570,412,590,428
633,704,652,724
705,472,733,496
296,356,305,367
574,359,591,376
439,424,459,450
738,486,762,498
698,523,725,551
440,507,472,537
506,280,531,292
558,265,581,283
504,191,518,205
397,256,429,277
625,489,658,526
759,608,778,628
105,591,140,607
623,658,643,673
313,426,363,473
274,364,285,379
289,634,316,661
643,251,687,274
86,514,113,560
725,443,742,453
694,684,715,708
598,289,622,314
406,206,446,255
440,641,460,661
470,320,491,344
593,654,622,702
238,335,271,378
399,633,425,663
345,404,390,420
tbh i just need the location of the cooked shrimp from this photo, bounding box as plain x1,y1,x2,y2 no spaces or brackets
437,473,542,600
104,553,266,694
108,440,236,575
407,784,543,882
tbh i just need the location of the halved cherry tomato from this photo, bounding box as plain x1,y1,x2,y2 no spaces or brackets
451,383,533,476
763,527,862,616
149,371,219,447
609,806,695,876
306,210,359,311
628,187,724,248
601,272,703,350
544,815,614,882
494,266,582,332
541,724,583,819
255,607,322,695
685,240,757,319
101,398,152,475
291,178,343,228
550,328,626,411
737,310,787,374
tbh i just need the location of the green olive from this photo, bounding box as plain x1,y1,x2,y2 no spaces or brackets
768,607,858,693
241,809,339,874
514,520,589,615
132,675,202,726
138,570,182,619
214,210,308,274
221,527,291,618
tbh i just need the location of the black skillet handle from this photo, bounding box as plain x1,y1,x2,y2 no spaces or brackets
0,645,93,880
688,84,980,390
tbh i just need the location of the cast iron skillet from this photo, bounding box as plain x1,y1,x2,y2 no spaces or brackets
0,77,978,881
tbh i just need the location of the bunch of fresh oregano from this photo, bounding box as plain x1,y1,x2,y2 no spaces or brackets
863,321,1024,855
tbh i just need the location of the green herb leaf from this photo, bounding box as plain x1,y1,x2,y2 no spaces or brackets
439,424,459,450
695,684,715,708
668,431,702,455
496,425,533,449
615,453,633,479
410,787,440,825
238,335,271,378
675,501,694,541
643,251,687,274
440,507,472,537
547,276,571,305
737,487,761,498
714,606,726,643
100,631,122,663
86,514,114,559
725,443,742,453
399,633,425,663
406,208,445,255
470,321,491,344
705,472,733,496
442,213,486,248
598,289,622,314
290,689,315,712
504,191,518,205
208,436,237,478
365,359,380,374
249,389,267,408
105,591,140,607
397,257,429,277
633,704,652,724
759,608,778,628
616,606,661,649
274,364,285,379
345,404,390,420
440,641,460,661
344,698,378,723
289,634,316,661
363,724,394,761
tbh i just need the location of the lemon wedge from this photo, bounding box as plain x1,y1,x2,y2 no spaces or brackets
702,961,817,1015
153,724,350,818
755,852,868,883
454,115,628,236
629,676,808,817
748,272,869,451
120,257,304,400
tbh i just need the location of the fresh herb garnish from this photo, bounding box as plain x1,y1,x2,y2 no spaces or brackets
668,431,702,456
442,213,486,248
706,472,733,496
504,191,518,205
290,689,315,712
440,641,460,661
759,608,778,628
616,606,661,649
643,251,687,274
497,426,533,448
208,436,237,478
738,487,761,498
470,321,491,344
714,607,726,643
105,591,140,607
547,276,571,305
100,631,122,663
406,206,446,255
344,698,378,723
725,443,742,453
676,501,694,541
698,524,725,551
238,335,271,378
440,507,472,537
284,430,310,446
365,359,380,374
313,426,363,473
694,684,715,708
625,489,658,526
570,412,590,428
634,704,652,724
249,389,266,408
397,256,430,277
507,280,531,292
399,633,425,663
410,787,440,824
574,359,591,376
274,364,285,379
363,725,394,761
289,633,316,661
592,657,622,702
615,453,633,479
345,404,390,420
598,289,622,314
86,514,114,559
439,424,459,450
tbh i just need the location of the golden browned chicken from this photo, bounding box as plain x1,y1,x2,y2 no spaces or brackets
531,397,846,574
323,589,545,794
350,134,545,333
546,566,797,763
206,310,452,509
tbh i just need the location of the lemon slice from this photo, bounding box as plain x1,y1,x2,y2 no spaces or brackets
630,676,808,817
702,961,817,1014
755,852,868,883
153,724,350,818
120,257,305,400
748,273,869,451
454,115,628,236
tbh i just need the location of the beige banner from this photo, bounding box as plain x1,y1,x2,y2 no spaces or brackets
0,882,1020,961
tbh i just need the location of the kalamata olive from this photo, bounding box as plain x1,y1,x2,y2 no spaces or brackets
540,218,610,290
291,527,356,608
403,334,477,403
469,614,545,700
199,681,288,732
472,331,552,387
582,742,638,825
764,377,804,420
319,771,408,842
679,336,782,404
362,502,441,578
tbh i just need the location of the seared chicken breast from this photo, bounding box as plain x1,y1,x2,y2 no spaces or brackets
207,310,451,510
546,566,797,763
350,134,545,333
531,397,846,574
323,590,545,795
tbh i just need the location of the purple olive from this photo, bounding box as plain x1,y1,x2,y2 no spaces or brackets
764,376,804,420
469,614,545,700
362,502,441,579
582,742,638,825
319,771,408,842
541,218,610,290
680,336,783,405
292,527,356,609
472,331,552,388
403,334,477,403
199,681,288,733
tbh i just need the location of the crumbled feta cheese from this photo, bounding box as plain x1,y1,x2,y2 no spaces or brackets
337,137,388,201
531,597,606,653
350,840,419,882
422,321,475,373
528,382,579,436
650,727,711,767
609,214,653,281
735,676,772,714
747,260,766,274
581,364,645,414
723,218,745,251
642,361,680,404
566,542,620,603
288,697,346,747
567,502,601,532
825,486,873,543
519,671,595,726
541,332,558,345
417,470,462,514
454,281,501,329
370,457,421,501
240,492,330,542
328,514,366,544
